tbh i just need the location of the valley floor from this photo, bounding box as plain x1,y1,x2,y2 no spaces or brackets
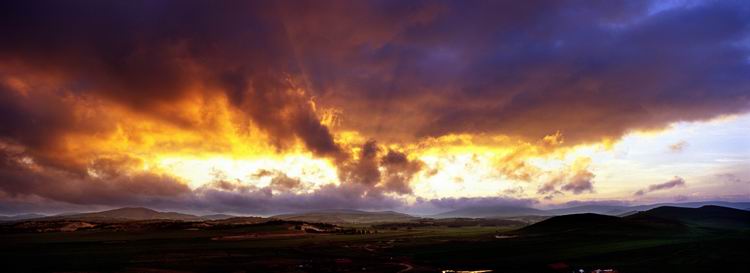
1,224,747,273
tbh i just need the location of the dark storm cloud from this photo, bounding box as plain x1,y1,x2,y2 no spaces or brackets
380,150,424,194
0,0,344,159
0,148,191,206
338,140,425,194
634,176,686,196
1,0,750,212
3,0,750,145
0,81,115,173
6,0,747,151
0,138,421,214
0,145,404,214
184,143,425,214
339,140,382,187
282,0,750,144
188,183,404,214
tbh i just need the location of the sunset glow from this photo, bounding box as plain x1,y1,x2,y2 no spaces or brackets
1,0,749,215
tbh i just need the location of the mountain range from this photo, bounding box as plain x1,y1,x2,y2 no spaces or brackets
0,207,238,222
433,201,750,218
272,209,418,224
2,201,749,223
0,213,47,221
514,205,750,236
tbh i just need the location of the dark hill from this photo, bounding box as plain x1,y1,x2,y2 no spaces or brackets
512,213,626,235
433,201,750,219
40,207,201,222
513,205,749,236
626,205,750,230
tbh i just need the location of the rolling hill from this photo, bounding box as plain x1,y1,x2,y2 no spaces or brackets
512,205,749,236
433,201,750,218
39,207,202,222
512,213,625,234
626,205,750,229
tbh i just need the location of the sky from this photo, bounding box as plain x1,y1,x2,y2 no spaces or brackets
0,0,749,215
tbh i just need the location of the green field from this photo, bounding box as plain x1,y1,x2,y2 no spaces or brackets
1,222,747,273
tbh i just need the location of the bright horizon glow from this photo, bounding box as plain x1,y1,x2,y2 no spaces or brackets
141,113,750,208
2,0,749,215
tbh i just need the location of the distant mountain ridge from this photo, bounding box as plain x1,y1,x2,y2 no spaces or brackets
199,214,239,220
273,209,418,224
514,205,750,236
0,213,47,222
434,206,545,218
628,205,750,229
433,201,750,218
3,200,749,223
36,207,202,222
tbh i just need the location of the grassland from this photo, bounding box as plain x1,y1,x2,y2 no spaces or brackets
0,224,507,272
1,206,748,272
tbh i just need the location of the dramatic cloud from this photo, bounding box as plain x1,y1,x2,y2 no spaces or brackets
338,140,425,195
537,157,595,198
1,0,749,213
0,145,191,207
668,140,688,153
251,169,304,191
0,0,345,160
339,140,382,187
561,169,596,194
188,177,407,214
269,174,303,191
634,176,687,196
286,0,750,144
0,142,404,214
380,150,424,194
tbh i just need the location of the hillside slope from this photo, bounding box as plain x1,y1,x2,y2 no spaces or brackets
625,205,750,229
513,205,749,237
41,207,201,222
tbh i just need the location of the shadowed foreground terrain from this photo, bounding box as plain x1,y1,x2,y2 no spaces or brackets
1,206,748,273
